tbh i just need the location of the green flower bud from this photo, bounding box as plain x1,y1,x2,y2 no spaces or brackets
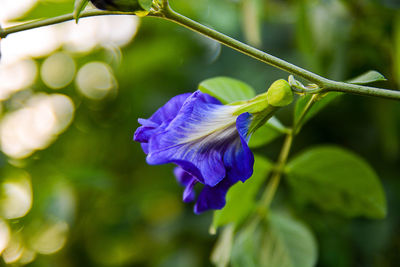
90,0,152,15
266,79,293,107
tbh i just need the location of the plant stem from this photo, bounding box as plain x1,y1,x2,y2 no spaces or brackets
0,10,134,38
258,131,294,213
155,5,400,101
293,94,319,134
1,6,400,100
324,80,400,100
257,94,316,212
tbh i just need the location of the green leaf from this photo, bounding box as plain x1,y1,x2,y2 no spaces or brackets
347,70,387,85
231,212,318,267
211,156,272,231
199,77,256,104
286,146,387,219
294,92,341,125
263,212,318,267
249,116,288,148
74,0,89,23
230,221,260,267
211,225,234,267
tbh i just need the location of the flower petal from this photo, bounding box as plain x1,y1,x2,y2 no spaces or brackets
147,93,192,125
134,93,191,144
141,143,149,154
173,166,194,186
149,144,226,186
183,179,197,203
193,176,237,214
146,91,241,186
173,167,197,202
193,114,254,213
224,112,254,183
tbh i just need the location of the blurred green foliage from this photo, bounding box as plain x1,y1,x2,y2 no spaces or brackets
0,0,400,266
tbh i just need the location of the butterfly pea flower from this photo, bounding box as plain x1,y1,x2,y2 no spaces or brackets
134,80,293,213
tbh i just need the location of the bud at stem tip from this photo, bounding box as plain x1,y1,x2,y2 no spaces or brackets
266,79,293,107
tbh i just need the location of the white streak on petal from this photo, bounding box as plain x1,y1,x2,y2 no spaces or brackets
179,105,238,144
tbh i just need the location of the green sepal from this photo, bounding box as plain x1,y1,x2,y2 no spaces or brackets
231,92,269,115
229,93,278,133
74,0,90,23
249,117,289,148
248,105,279,134
230,80,294,133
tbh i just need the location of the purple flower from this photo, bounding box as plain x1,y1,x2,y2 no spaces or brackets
134,91,254,213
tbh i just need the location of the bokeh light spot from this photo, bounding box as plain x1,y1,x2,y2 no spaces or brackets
63,15,139,52
76,61,117,100
0,0,37,22
30,221,69,255
0,59,38,100
0,220,10,255
0,93,75,159
1,172,32,219
18,249,36,265
2,235,23,264
41,52,76,89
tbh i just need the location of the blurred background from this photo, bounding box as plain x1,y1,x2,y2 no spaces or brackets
0,0,399,266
